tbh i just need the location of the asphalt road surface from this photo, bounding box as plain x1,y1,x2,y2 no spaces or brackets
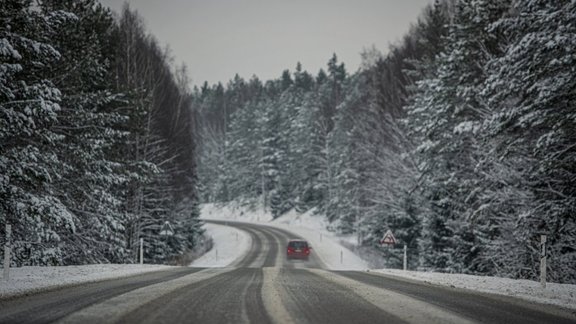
1,221,575,324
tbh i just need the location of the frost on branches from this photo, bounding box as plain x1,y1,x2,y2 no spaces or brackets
0,1,75,265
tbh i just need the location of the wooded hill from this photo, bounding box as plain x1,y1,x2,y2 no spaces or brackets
196,0,576,283
1,0,202,265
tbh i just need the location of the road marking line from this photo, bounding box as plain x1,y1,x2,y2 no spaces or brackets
262,267,296,324
308,269,475,324
56,268,234,324
248,230,271,268
258,227,285,268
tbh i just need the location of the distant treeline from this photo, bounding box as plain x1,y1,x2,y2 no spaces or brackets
1,0,202,265
195,0,576,283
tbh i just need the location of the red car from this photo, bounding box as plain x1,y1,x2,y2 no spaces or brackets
287,239,311,260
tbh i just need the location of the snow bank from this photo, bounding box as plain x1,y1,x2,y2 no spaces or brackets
200,202,576,310
201,201,273,223
0,264,174,299
268,208,368,270
189,223,251,267
374,269,576,311
200,203,368,270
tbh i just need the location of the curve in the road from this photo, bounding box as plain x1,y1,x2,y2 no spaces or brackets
2,220,575,324
206,220,326,269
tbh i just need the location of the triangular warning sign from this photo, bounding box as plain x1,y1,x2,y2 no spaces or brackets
379,230,396,245
160,221,174,236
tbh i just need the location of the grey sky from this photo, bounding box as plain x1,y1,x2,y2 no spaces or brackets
100,0,433,87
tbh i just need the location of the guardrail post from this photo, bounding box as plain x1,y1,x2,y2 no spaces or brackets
4,224,11,281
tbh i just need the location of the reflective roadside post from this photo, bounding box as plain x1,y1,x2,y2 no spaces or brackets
403,244,407,271
140,238,144,265
3,224,10,281
540,235,547,289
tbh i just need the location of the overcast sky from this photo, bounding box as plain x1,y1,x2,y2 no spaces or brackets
100,0,433,88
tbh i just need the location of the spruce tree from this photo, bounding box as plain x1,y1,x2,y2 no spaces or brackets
0,0,76,265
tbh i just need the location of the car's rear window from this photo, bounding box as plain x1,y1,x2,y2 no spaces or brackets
288,241,308,249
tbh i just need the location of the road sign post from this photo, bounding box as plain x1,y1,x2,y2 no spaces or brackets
540,235,547,289
380,230,408,270
4,224,11,281
160,221,174,263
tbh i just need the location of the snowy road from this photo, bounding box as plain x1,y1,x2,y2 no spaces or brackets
1,221,575,324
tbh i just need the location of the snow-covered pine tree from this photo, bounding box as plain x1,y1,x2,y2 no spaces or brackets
290,89,326,212
481,0,576,283
195,83,230,203
407,0,510,273
351,47,424,269
227,97,266,201
0,0,77,265
327,74,363,235
112,5,201,263
38,0,130,264
317,54,347,220
260,92,292,218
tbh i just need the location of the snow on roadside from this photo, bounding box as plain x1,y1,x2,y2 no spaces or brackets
268,209,368,271
0,264,174,299
374,269,576,311
200,203,368,271
200,202,576,310
0,223,251,299
201,201,273,223
189,223,251,267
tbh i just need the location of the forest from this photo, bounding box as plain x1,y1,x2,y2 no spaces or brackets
195,0,576,283
1,0,203,265
1,0,574,284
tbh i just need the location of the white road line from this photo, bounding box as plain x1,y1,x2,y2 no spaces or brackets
262,267,296,324
258,227,286,268
308,269,476,324
248,230,271,268
56,268,234,324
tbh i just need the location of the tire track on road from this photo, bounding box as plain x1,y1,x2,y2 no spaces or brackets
118,268,271,324
56,268,234,324
0,268,202,324
335,270,576,324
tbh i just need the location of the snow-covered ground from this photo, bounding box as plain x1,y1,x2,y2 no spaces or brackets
201,201,273,223
375,269,576,311
0,264,174,299
189,223,251,267
201,202,368,270
1,202,574,311
200,201,576,311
